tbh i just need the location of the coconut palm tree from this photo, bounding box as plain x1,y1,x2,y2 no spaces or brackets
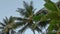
0,16,15,34
0,16,25,34
0,16,17,34
0,16,22,34
13,1,49,34
41,0,60,34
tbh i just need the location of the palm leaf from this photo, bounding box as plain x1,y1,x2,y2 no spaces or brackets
35,26,42,33
0,27,4,29
33,13,44,22
12,22,26,29
38,21,49,27
44,0,50,2
17,8,25,16
18,23,28,34
4,16,9,24
13,17,28,21
23,1,34,17
0,22,6,26
48,19,59,31
44,0,59,12
3,18,8,25
8,16,14,24
30,28,35,34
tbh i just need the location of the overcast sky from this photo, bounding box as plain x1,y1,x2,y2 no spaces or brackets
0,0,58,34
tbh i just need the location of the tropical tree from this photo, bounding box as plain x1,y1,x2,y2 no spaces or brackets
0,16,14,34
13,1,49,34
0,16,21,34
0,16,24,34
40,0,60,34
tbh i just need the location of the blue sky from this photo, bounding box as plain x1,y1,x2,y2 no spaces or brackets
0,0,58,34
0,0,45,21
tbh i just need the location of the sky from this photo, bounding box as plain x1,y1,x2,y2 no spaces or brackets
0,0,58,34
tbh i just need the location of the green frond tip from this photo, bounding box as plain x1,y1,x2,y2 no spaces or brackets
3,18,8,25
16,1,34,17
8,16,15,24
44,1,58,12
44,0,51,2
33,13,44,22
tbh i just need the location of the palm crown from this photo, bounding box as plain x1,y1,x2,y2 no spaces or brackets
13,1,49,34
0,16,15,34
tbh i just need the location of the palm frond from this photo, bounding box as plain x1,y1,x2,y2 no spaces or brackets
18,23,28,34
33,13,45,22
23,1,29,9
12,22,26,29
38,21,49,27
44,0,50,3
4,16,8,24
0,22,6,26
23,1,34,17
35,26,42,33
8,16,14,24
13,17,28,21
44,0,59,12
3,18,8,25
30,28,35,34
0,27,4,29
17,8,25,16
